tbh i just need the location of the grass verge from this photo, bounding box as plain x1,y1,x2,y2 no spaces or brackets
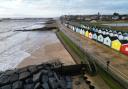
97,65,125,89
57,31,86,63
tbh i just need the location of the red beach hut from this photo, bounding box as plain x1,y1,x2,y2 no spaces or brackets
120,40,128,55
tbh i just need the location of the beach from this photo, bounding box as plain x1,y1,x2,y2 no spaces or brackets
17,31,75,68
0,19,75,71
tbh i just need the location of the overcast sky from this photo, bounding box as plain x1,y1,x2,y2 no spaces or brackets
0,0,128,18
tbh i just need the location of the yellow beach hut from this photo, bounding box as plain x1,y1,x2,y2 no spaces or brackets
85,30,89,37
111,39,121,51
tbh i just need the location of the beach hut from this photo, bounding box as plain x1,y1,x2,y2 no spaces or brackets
93,33,98,41
80,28,83,35
72,26,75,32
92,27,96,32
113,31,118,37
95,28,98,33
105,31,109,35
109,32,114,37
109,30,112,33
97,34,104,43
123,33,128,40
78,27,81,34
71,25,74,29
85,30,89,37
118,32,122,35
98,29,102,34
88,31,93,39
103,36,111,46
64,23,68,27
118,34,124,40
120,40,128,55
76,27,80,33
111,38,121,51
102,30,106,35
82,29,85,36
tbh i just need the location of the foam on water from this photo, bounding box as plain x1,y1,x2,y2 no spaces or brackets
0,19,49,71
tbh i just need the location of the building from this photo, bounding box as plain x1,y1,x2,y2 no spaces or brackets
85,30,89,37
109,32,114,37
103,36,111,46
102,30,106,35
111,38,121,51
72,26,76,32
123,33,128,40
97,34,104,43
82,29,85,36
98,29,102,34
120,40,128,55
113,31,118,37
79,28,83,35
105,31,109,35
88,31,93,39
93,33,98,40
118,34,124,40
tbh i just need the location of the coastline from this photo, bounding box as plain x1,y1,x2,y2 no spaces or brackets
17,20,75,68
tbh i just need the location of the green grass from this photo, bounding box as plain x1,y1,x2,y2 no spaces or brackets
57,31,125,89
57,31,86,62
97,65,125,89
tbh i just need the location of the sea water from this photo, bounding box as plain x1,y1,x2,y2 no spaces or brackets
0,19,46,71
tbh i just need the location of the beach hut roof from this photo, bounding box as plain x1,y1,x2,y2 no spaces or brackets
89,30,95,34
118,32,122,34
102,34,108,38
110,36,118,41
94,32,100,35
113,31,117,33
120,40,128,44
123,33,128,36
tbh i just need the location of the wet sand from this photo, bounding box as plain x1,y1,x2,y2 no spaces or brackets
17,31,75,68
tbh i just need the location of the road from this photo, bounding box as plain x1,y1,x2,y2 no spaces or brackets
57,20,128,88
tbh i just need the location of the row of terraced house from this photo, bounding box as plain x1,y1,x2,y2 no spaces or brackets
63,22,128,56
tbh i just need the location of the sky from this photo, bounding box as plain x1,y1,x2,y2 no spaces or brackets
0,0,128,18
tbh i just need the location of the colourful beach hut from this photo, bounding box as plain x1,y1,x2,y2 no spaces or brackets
103,36,111,46
98,29,102,34
123,33,128,40
102,30,106,35
109,32,114,37
120,40,128,55
97,34,104,43
72,26,75,32
88,31,93,39
92,33,98,40
82,29,85,36
111,38,121,51
80,28,83,35
118,34,124,40
85,30,89,37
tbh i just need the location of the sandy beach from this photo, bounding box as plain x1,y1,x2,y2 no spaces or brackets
17,31,75,68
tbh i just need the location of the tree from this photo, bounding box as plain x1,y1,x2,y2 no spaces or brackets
113,12,119,16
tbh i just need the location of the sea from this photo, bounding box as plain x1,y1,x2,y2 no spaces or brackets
0,18,47,71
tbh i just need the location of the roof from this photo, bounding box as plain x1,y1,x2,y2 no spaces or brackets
120,40,128,44
110,36,118,41
102,35,108,38
88,30,94,33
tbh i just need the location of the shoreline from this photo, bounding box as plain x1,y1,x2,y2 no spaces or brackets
17,20,75,68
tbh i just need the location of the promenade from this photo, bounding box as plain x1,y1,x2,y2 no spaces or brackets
57,20,128,88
